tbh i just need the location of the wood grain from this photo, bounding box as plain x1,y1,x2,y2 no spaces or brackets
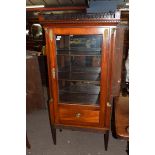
41,15,123,149
111,27,125,96
58,104,99,126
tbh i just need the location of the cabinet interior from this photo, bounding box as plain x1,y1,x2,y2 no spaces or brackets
56,34,102,105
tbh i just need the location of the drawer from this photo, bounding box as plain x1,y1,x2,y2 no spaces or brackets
58,106,99,126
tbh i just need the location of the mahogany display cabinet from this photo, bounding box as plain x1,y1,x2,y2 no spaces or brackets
39,13,124,150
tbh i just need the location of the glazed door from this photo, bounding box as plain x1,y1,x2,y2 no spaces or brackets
49,27,110,127
56,34,102,105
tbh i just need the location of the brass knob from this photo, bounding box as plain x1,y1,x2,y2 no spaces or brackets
107,102,112,107
117,80,121,83
75,113,81,118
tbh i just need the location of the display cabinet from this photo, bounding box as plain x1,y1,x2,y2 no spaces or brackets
39,13,124,150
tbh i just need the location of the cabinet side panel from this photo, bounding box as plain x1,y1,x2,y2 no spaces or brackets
48,29,60,123
104,28,116,128
43,27,56,123
44,28,52,97
111,27,125,97
99,28,109,128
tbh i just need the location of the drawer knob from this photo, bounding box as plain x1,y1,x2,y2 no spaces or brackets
75,113,81,118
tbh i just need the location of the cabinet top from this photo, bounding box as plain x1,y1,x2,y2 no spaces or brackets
39,13,120,26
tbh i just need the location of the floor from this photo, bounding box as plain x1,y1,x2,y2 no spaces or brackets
26,110,127,155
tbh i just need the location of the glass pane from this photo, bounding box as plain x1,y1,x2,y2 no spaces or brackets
56,35,102,105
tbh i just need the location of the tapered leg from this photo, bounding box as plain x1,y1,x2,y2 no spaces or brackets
26,133,31,149
47,112,56,145
47,101,57,145
104,131,109,151
51,126,56,145
126,141,129,155
47,106,56,145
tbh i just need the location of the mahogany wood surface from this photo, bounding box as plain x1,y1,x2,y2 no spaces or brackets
59,105,99,126
59,109,99,126
39,14,120,26
103,28,116,129
47,27,111,129
110,27,125,97
39,14,124,150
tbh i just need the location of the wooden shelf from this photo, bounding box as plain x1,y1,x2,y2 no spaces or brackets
57,47,101,51
57,48,101,56
58,72,100,82
57,53,101,56
60,84,100,95
59,66,101,74
70,47,101,52
59,92,100,105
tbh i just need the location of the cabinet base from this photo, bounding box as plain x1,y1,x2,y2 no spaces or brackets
50,124,109,150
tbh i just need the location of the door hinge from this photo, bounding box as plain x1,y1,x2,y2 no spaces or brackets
52,68,56,79
49,30,53,42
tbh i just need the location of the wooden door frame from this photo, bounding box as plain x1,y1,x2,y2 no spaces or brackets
45,26,113,127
